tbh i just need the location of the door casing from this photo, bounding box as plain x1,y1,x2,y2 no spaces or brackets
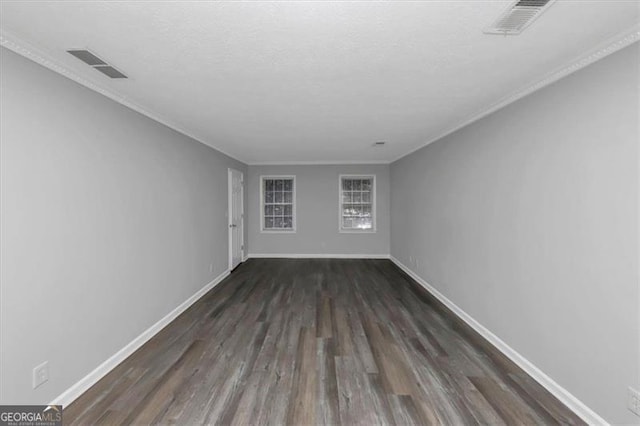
228,168,244,270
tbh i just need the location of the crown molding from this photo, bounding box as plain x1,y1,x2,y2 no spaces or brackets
392,24,640,163
0,29,247,165
247,160,390,166
2,23,637,167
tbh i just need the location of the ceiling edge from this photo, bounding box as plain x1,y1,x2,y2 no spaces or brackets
0,28,248,165
2,22,637,166
392,23,640,164
247,160,391,166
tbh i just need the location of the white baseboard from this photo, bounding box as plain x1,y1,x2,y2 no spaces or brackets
51,256,604,424
388,256,608,426
49,269,230,408
247,253,391,259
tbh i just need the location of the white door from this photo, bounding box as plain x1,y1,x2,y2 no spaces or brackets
228,168,244,270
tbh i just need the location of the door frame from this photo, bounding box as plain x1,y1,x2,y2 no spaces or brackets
227,168,244,271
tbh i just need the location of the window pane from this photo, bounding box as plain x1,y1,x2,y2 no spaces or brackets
265,192,274,203
263,177,295,231
355,217,372,229
339,177,374,231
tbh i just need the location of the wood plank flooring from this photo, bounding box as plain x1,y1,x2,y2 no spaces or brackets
64,259,584,425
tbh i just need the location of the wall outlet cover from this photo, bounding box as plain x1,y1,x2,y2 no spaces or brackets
33,361,49,389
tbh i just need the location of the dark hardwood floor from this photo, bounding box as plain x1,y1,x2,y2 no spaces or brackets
64,259,584,425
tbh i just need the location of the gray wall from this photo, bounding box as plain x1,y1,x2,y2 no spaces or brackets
0,48,247,404
390,44,639,424
248,164,390,256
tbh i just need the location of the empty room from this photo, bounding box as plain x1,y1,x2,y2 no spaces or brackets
0,1,638,425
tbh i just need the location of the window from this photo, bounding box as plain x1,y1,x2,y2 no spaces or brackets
261,176,296,232
339,175,375,232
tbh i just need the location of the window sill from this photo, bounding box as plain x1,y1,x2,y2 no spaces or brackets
339,229,377,234
260,229,297,234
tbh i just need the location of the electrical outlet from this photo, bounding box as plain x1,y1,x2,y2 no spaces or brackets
409,256,414,266
33,361,49,389
209,263,213,273
628,387,640,417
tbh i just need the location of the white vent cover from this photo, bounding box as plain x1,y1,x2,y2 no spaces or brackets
485,0,556,35
67,49,127,79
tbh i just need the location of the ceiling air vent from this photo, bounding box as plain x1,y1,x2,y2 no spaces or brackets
67,49,106,66
484,0,555,35
93,65,127,79
67,49,127,79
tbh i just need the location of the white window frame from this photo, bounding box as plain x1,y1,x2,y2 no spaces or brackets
338,174,376,233
260,175,296,233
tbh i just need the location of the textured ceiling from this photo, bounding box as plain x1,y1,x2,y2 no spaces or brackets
1,1,638,163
